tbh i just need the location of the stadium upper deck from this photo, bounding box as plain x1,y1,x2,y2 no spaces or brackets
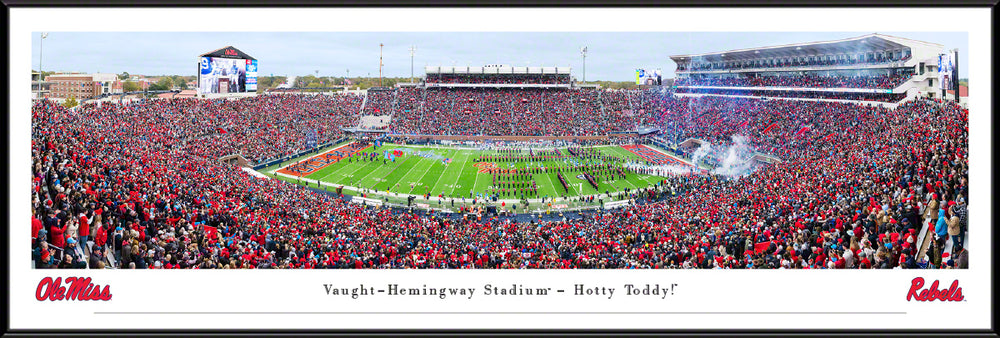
424,65,572,88
669,34,946,104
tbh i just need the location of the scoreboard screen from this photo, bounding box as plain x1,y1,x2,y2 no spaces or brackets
199,57,258,94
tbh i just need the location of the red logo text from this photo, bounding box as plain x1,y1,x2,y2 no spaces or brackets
35,277,113,301
906,277,963,302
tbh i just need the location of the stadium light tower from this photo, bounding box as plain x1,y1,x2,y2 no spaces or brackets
39,32,48,91
409,45,417,83
379,43,384,87
580,46,588,83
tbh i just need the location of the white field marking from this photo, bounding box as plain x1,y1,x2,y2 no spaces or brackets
418,148,461,196
274,170,637,213
349,147,414,185
268,141,356,174
316,156,369,183
538,171,560,197
348,156,396,188
316,146,386,184
376,151,429,190
472,156,483,197
398,152,438,194
435,150,471,197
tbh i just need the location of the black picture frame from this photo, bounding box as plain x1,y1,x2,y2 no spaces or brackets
4,0,996,337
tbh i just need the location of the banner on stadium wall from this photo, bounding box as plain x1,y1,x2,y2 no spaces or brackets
246,60,258,92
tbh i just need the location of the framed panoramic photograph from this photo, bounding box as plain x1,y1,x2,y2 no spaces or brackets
5,3,995,337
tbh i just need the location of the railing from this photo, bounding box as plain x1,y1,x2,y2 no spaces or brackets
425,83,572,89
673,85,894,94
678,61,910,74
672,92,902,109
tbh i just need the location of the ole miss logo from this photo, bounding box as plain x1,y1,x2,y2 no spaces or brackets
906,277,963,302
36,277,112,301
224,49,238,56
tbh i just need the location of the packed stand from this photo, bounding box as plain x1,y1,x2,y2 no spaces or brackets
674,73,910,89
677,50,911,72
425,74,570,85
674,88,907,103
361,89,394,116
387,88,634,136
31,89,968,269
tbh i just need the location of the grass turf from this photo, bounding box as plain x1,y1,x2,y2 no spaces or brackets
294,144,670,200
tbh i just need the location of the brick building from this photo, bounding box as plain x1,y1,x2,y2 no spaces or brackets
45,73,119,99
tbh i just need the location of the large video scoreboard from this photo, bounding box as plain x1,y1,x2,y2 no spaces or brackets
198,46,258,94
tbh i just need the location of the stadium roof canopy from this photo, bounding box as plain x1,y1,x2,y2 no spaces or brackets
426,66,571,75
200,46,256,60
669,33,943,63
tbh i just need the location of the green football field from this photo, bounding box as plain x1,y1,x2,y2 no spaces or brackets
277,143,670,200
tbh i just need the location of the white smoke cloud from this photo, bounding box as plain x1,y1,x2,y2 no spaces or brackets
710,134,757,179
690,141,712,165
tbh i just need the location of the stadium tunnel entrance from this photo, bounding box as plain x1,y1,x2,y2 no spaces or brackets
219,154,250,167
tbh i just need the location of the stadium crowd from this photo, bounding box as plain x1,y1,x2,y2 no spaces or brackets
387,88,629,136
674,88,907,103
426,74,570,85
361,89,394,115
31,85,968,269
677,51,911,71
98,94,363,165
674,73,911,89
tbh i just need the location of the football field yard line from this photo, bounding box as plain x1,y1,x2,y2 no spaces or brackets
313,161,352,181
385,153,425,185
313,145,376,182
615,174,640,191
352,159,397,190
351,147,411,188
432,150,471,197
319,152,385,187
307,160,354,183
405,150,452,195
294,144,667,201
538,171,559,199
302,155,351,181
400,152,443,195
454,153,481,199
323,158,376,185
413,149,460,196
266,140,355,174
372,151,422,190
472,159,482,198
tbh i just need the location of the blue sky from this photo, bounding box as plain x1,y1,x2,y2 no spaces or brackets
31,32,967,81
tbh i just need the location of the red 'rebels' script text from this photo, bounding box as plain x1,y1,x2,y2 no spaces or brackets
35,277,113,301
906,277,963,302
